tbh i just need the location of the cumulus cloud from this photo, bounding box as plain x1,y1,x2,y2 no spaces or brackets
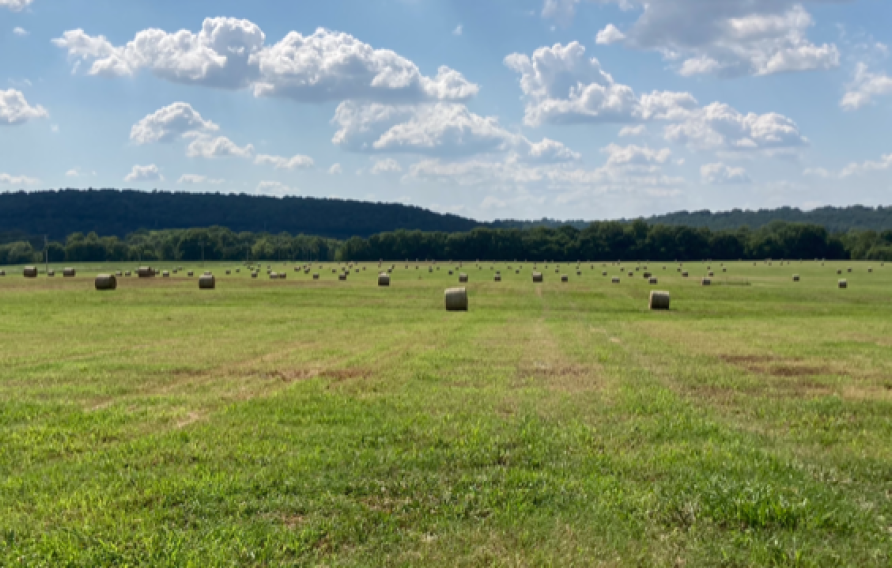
840,153,892,178
546,1,840,77
619,125,647,137
178,174,225,185
663,103,808,152
0,172,38,185
185,135,255,159
0,0,32,12
254,153,314,170
371,158,403,174
125,164,163,183
329,163,343,175
54,20,478,104
701,162,751,184
541,0,579,25
841,63,892,111
0,89,48,125
13,27,28,36
130,102,219,144
602,143,671,167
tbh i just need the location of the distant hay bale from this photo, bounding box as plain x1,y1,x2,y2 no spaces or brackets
682,271,689,277
94,274,117,291
612,277,620,284
339,273,347,281
649,291,670,311
270,272,279,279
188,271,194,277
23,266,37,278
561,275,569,283
847,268,852,273
701,278,712,286
516,270,520,274
627,272,634,277
137,267,155,278
199,274,216,289
722,268,727,272
445,287,468,311
251,272,258,279
313,273,319,280
47,270,55,277
449,270,453,275
226,270,231,275
838,279,848,289
459,273,469,283
0,269,6,276
204,271,212,276
63,268,76,277
532,272,543,283
649,277,658,285
378,273,390,286
125,271,131,277
236,269,240,273
280,273,287,279
708,271,714,277
793,275,800,282
494,275,502,282
837,269,842,275
162,271,170,278
643,272,652,278
602,271,607,276
576,271,581,276
868,268,873,273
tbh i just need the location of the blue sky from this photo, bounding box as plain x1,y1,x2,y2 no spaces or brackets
1,0,891,221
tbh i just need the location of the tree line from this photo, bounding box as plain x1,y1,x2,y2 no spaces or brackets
2,220,891,265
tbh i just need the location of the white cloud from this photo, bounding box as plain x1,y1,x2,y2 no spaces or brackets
130,102,219,144
178,174,225,185
0,0,32,12
596,24,625,45
255,180,297,195
185,135,255,159
328,163,343,175
13,27,28,37
803,167,832,178
602,144,671,167
0,89,48,125
841,63,892,111
701,162,751,184
254,153,314,170
125,164,163,183
453,25,463,36
523,138,581,163
840,153,892,178
541,0,579,25
65,167,96,178
549,2,840,77
619,125,646,137
371,158,403,174
56,19,479,104
0,172,38,185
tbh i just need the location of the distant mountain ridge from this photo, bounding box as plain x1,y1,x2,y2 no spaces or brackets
0,190,889,242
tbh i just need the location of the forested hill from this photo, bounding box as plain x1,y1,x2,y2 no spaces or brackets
0,189,482,240
639,206,892,233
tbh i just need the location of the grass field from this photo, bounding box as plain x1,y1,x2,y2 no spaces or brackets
1,260,890,566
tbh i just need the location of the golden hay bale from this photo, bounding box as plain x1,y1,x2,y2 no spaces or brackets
612,277,620,284
378,273,391,286
162,271,170,277
649,277,658,285
838,279,848,289
701,278,712,286
270,272,279,279
459,273,469,283
649,291,670,310
23,266,37,278
199,274,216,289
94,274,117,291
793,275,800,282
137,267,155,278
532,272,543,283
63,268,76,277
445,287,468,311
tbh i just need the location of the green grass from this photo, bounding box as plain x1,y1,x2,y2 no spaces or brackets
1,260,890,566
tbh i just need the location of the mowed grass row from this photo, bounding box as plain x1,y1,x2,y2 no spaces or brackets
1,261,890,566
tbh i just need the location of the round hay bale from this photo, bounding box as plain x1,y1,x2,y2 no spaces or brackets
226,270,231,275
682,271,689,277
708,271,714,277
561,275,569,283
627,272,634,277
449,270,453,275
837,269,842,275
338,274,347,281
63,268,76,277
445,287,468,311
313,273,319,280
532,272,543,283
137,267,155,278
251,272,258,279
270,272,278,279
494,275,502,282
23,267,38,278
847,268,852,273
838,279,848,289
649,277,658,285
162,271,170,278
199,274,215,289
47,270,55,277
378,273,390,286
94,274,117,291
459,273,469,283
236,269,240,273
643,272,652,278
649,291,670,310
602,271,607,276
125,271,131,277
701,278,712,286
576,271,581,276
280,273,287,280
187,271,194,277
793,275,800,282
868,268,873,273
612,277,620,284
0,269,5,276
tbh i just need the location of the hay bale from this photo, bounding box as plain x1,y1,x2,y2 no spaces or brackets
162,271,170,278
23,266,37,278
63,268,76,277
847,268,852,273
793,275,800,282
251,272,258,279
47,270,55,277
94,274,117,291
124,271,131,277
226,270,231,275
649,291,670,310
0,269,5,276
280,273,287,280
313,273,319,280
137,267,155,278
561,275,569,283
270,272,279,279
837,269,842,275
199,274,216,289
494,275,502,282
649,277,658,285
627,272,634,277
612,277,620,284
204,271,212,276
708,271,714,277
868,268,873,273
838,279,848,289
339,273,347,281
602,271,607,276
643,272,652,278
378,273,390,286
532,272,543,283
701,278,712,286
444,287,468,311
448,270,453,275
187,271,194,277
682,271,689,277
459,273,469,283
